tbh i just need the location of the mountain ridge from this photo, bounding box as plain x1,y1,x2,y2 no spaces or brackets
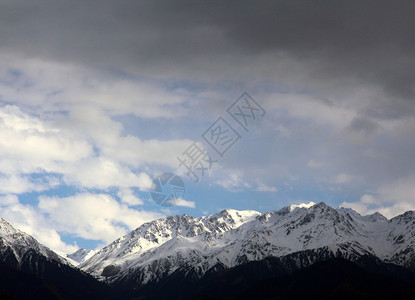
0,217,124,299
2,202,415,299
79,201,415,288
0,217,67,267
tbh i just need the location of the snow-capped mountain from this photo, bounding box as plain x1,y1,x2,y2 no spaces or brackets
385,211,415,269
2,203,415,299
80,209,261,282
79,202,415,288
0,217,66,267
0,217,122,300
67,248,97,265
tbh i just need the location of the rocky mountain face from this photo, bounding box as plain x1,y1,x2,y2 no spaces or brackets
0,218,66,268
0,218,122,300
79,202,415,290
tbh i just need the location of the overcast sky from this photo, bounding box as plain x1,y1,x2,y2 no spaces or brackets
1,0,415,252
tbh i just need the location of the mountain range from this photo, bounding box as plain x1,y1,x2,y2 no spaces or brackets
2,202,415,299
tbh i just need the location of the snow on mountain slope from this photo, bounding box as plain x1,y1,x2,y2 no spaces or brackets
385,211,415,268
80,209,260,278
79,202,415,285
66,248,97,265
0,217,67,266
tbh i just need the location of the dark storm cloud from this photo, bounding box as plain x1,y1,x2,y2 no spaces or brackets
1,0,415,117
348,116,379,136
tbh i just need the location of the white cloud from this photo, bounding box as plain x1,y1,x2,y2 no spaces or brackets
375,173,415,204
102,135,192,169
61,105,192,170
62,157,153,190
265,93,355,130
0,105,92,163
360,194,377,204
0,196,78,253
117,188,144,206
166,197,196,208
341,173,415,218
339,201,370,216
0,94,191,194
255,182,278,192
213,170,251,192
371,203,415,219
0,174,60,194
341,200,415,220
38,193,164,244
0,175,35,194
0,61,195,253
0,105,92,176
307,160,325,168
0,55,191,119
0,57,196,182
0,194,18,205
334,173,354,184
276,125,291,137
0,191,166,254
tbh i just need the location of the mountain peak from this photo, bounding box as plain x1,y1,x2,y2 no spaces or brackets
67,248,96,265
362,212,388,223
338,207,388,223
0,217,20,236
390,210,415,224
289,201,316,212
0,216,67,266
